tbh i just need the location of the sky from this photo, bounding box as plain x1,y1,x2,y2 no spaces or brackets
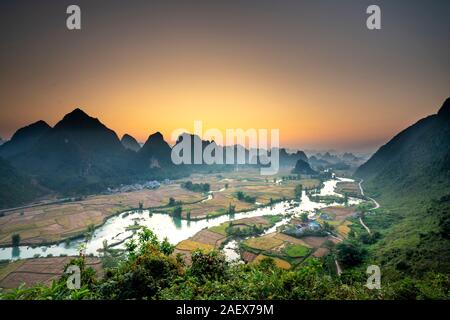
0,0,449,153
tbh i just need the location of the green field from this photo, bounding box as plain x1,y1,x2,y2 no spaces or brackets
284,244,310,258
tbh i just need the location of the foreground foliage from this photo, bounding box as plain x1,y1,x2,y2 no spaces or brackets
1,228,448,300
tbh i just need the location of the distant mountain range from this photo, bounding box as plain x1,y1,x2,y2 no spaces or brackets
307,151,365,172
355,98,450,201
0,108,310,208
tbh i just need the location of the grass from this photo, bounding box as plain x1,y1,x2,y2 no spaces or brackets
284,244,310,258
243,234,283,251
263,215,283,225
298,179,322,189
208,224,229,236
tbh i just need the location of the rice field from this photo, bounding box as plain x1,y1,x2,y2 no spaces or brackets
243,234,284,251
0,257,102,289
0,185,204,246
176,239,214,252
253,254,291,270
284,244,311,258
0,169,319,246
337,221,353,237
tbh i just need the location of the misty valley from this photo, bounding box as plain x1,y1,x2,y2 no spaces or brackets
0,99,449,301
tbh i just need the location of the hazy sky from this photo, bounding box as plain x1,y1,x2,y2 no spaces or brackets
1,0,449,152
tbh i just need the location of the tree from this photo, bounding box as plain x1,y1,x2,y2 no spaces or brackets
236,191,245,201
227,203,236,215
160,237,175,255
300,212,309,223
190,250,227,282
168,197,176,206
322,221,334,233
295,184,303,199
86,224,95,240
336,242,365,268
102,239,109,253
12,234,20,246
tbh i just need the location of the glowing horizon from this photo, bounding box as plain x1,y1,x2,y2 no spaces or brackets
1,1,449,153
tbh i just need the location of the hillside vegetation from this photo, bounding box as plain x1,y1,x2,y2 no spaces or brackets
354,98,450,281
1,228,448,300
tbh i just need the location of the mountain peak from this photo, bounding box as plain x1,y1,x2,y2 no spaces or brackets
11,120,51,140
139,131,172,163
63,108,91,121
0,120,51,158
148,132,164,141
437,97,450,118
121,133,135,140
121,134,141,152
142,132,169,149
33,120,51,127
55,108,104,131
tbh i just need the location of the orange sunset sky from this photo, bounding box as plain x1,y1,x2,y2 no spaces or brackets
1,1,449,153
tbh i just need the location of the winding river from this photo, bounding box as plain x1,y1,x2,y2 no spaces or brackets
0,177,363,261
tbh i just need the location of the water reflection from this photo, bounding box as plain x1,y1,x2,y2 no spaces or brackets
12,246,20,258
172,216,182,229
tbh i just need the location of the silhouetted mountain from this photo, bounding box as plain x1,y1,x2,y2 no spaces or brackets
121,134,141,152
0,120,51,158
0,137,4,146
355,99,450,276
279,148,308,167
355,98,450,200
292,159,317,175
138,132,173,168
51,108,124,153
10,108,141,194
0,158,44,209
